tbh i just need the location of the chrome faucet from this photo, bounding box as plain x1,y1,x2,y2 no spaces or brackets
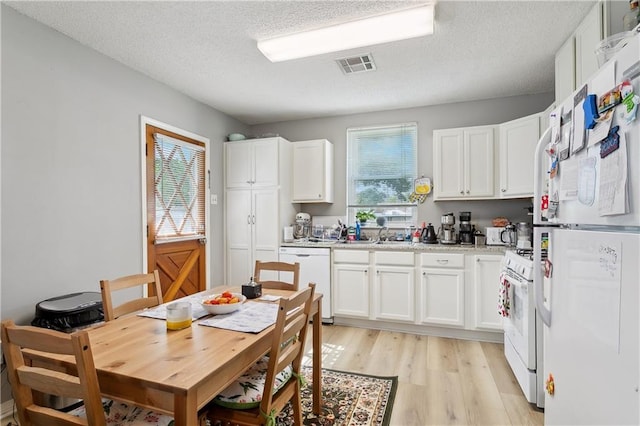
377,226,389,242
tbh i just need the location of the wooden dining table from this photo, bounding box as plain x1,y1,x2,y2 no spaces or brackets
27,287,323,426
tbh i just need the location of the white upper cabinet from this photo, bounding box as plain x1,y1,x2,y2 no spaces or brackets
498,113,541,198
554,1,608,103
433,125,495,200
291,139,334,203
225,138,282,188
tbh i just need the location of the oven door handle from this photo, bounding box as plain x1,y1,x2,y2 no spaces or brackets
534,226,552,327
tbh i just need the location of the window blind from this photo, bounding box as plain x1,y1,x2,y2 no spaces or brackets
154,133,205,238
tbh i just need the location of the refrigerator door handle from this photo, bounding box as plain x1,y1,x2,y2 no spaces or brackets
534,226,552,327
533,127,551,226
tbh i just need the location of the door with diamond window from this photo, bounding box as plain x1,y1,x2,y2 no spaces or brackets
146,124,207,301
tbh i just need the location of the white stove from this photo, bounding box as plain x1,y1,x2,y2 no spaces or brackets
501,248,544,408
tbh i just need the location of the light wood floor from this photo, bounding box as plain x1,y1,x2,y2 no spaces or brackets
303,324,544,426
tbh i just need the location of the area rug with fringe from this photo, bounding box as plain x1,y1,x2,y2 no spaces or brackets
275,367,397,426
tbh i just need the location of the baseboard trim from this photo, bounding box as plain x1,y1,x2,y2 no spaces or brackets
1,399,15,422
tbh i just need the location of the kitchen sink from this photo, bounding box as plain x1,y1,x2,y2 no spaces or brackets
375,240,412,246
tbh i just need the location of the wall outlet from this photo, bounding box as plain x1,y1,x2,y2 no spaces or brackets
210,194,218,205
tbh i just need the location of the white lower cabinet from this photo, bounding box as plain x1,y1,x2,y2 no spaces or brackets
419,253,465,327
332,250,370,318
332,249,504,338
373,252,415,322
471,254,504,331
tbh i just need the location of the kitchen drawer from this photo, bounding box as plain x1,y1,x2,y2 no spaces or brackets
420,253,464,268
333,249,369,264
374,251,415,266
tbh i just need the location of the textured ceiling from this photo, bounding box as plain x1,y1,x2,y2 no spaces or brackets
6,1,596,125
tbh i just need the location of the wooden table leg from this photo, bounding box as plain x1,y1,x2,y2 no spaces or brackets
313,298,322,414
173,391,197,426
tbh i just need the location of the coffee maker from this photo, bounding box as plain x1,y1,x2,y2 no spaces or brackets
459,211,473,245
438,212,457,244
293,212,311,241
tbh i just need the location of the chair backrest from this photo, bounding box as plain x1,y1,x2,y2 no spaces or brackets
259,283,315,417
1,320,106,426
100,270,163,321
253,261,300,291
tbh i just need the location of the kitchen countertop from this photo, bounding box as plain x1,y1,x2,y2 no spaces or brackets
281,241,507,253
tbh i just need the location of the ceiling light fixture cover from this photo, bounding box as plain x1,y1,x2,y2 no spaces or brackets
257,4,435,62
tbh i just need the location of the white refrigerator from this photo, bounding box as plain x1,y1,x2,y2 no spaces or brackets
533,30,640,425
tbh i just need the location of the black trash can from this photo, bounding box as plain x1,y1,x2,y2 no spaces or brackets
30,291,104,409
31,291,104,332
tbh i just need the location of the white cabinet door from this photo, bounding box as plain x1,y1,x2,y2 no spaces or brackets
555,36,575,103
575,2,603,87
472,255,503,331
333,264,369,318
225,188,279,286
225,189,252,286
225,142,253,188
373,266,415,322
252,139,279,187
418,268,465,327
464,127,495,198
434,126,494,200
224,139,279,188
252,188,279,263
433,129,464,199
499,114,540,198
292,139,333,203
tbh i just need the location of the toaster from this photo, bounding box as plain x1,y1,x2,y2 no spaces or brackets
485,227,506,246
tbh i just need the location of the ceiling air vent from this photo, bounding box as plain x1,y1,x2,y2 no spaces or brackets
336,54,376,75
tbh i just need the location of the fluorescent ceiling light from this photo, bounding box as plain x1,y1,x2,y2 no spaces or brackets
257,4,435,62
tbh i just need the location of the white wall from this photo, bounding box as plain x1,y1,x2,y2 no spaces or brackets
1,5,249,326
251,93,553,231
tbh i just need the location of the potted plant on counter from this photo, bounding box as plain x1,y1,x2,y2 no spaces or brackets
355,209,376,225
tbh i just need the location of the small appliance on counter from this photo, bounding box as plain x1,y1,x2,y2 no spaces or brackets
516,221,532,249
500,222,517,247
293,212,311,241
485,227,507,246
422,223,438,244
459,211,473,245
438,212,457,244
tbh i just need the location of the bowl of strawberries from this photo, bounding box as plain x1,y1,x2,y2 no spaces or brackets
201,291,246,315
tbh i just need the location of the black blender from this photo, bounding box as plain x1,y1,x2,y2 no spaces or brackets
459,211,473,245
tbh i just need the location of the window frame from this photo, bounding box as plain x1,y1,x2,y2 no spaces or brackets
346,122,418,228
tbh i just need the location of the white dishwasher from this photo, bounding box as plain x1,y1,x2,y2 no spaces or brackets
279,246,332,323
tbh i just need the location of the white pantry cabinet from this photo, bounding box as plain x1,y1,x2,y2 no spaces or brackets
498,113,541,198
224,137,296,286
470,254,503,331
418,253,465,327
292,139,334,203
433,126,495,200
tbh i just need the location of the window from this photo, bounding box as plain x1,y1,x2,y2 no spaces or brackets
154,132,206,239
347,123,417,227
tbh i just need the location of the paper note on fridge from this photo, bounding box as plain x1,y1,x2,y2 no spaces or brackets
567,236,622,353
599,131,629,216
559,160,579,200
587,61,616,147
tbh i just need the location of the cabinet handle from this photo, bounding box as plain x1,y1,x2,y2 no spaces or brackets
437,259,449,264
501,188,506,192
364,269,368,273
466,190,470,194
422,271,426,276
460,191,464,194
252,215,256,224
318,194,321,198
247,215,251,224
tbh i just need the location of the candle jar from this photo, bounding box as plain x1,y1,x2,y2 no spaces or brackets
166,302,192,330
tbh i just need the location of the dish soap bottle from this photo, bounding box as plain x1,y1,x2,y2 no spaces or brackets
355,219,361,240
623,0,640,31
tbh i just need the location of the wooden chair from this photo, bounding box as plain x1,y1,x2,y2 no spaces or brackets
99,270,163,321
1,320,174,426
253,260,300,291
204,283,316,426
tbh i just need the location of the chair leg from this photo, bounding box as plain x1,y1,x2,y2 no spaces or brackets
291,384,304,425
